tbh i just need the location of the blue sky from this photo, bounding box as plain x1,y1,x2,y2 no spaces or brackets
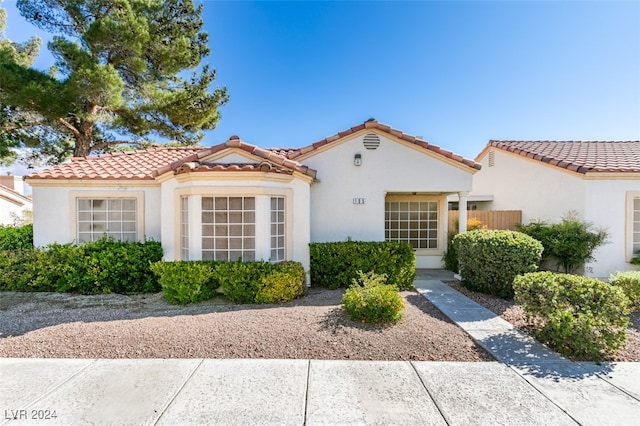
2,0,639,176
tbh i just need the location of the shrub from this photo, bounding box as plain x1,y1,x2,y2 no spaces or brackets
0,224,33,250
609,271,640,311
214,260,273,303
443,218,485,273
0,249,54,291
342,271,405,324
455,230,542,298
150,261,217,305
255,261,306,304
514,272,630,361
309,241,415,290
516,212,608,274
0,237,163,294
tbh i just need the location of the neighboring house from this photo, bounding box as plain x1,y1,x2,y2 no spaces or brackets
25,119,480,271
0,175,32,226
472,140,640,278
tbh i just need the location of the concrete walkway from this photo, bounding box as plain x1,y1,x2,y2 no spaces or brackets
1,271,639,425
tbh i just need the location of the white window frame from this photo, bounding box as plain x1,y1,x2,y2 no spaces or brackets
626,191,640,262
175,187,293,262
385,195,443,252
270,196,286,262
180,196,189,260
201,196,256,262
70,191,145,244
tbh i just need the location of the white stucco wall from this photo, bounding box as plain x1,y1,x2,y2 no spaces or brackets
472,149,585,224
29,183,161,247
0,197,30,225
583,179,640,278
472,148,640,278
302,131,475,268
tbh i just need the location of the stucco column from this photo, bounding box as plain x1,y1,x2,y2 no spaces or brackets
458,191,469,234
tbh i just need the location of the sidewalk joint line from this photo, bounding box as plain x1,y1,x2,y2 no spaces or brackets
1,358,98,426
409,361,450,426
302,359,311,426
152,358,205,426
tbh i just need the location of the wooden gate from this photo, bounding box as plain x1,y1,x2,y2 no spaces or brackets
448,210,522,234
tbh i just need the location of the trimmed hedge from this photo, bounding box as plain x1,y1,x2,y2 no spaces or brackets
454,230,543,298
342,271,404,324
514,272,630,361
150,261,217,305
214,260,306,304
309,241,415,290
609,271,640,311
0,224,33,250
0,237,163,294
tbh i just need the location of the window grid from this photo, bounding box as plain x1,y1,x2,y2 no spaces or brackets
180,196,189,260
202,196,256,261
633,198,640,255
270,197,286,262
385,201,438,249
77,198,137,243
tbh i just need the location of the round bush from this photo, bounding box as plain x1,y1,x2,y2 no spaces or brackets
255,261,306,304
514,272,630,361
454,230,543,298
342,272,405,324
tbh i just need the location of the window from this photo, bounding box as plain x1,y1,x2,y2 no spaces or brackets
633,198,640,256
270,197,286,262
77,198,137,243
202,196,255,261
180,196,189,260
385,200,438,249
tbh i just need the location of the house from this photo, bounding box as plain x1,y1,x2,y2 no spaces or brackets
472,140,640,278
0,175,32,226
24,119,480,271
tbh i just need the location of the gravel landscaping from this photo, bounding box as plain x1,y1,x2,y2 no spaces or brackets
0,288,493,361
445,280,640,362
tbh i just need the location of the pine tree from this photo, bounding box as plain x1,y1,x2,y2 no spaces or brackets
0,0,228,163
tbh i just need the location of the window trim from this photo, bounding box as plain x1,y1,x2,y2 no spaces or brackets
384,194,445,255
174,187,293,262
70,191,145,244
626,191,640,262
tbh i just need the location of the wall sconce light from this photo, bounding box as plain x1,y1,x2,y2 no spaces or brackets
354,153,362,166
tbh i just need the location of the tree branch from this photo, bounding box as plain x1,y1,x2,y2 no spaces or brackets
55,117,80,138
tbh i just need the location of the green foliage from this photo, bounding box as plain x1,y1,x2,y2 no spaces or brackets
309,241,415,290
0,237,162,294
516,213,608,274
443,232,459,273
609,271,640,311
514,272,630,361
0,223,33,250
150,261,217,305
255,261,306,304
455,230,543,298
214,260,306,304
214,260,272,304
1,0,228,163
0,249,53,291
342,271,405,324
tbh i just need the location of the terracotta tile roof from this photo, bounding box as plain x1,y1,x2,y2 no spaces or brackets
487,140,640,173
25,136,317,181
25,147,203,180
285,119,481,171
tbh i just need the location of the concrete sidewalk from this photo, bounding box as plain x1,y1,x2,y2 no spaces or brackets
1,271,639,425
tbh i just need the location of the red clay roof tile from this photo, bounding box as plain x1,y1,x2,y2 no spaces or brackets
487,140,640,173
